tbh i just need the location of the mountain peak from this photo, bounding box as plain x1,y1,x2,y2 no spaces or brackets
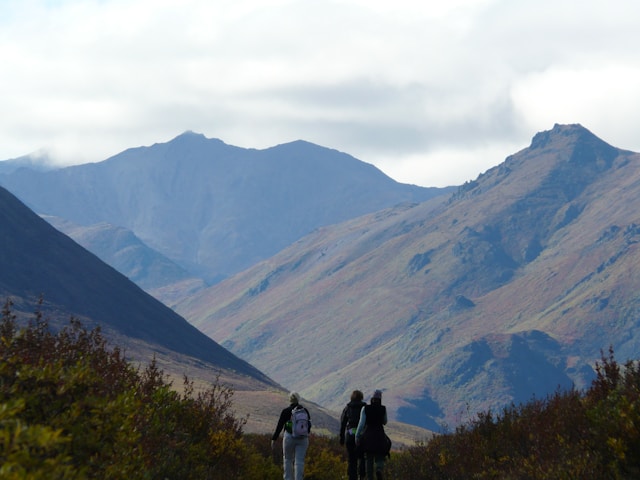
162,131,237,152
175,130,207,139
0,151,56,174
267,139,330,153
529,123,612,151
168,131,222,145
527,123,620,176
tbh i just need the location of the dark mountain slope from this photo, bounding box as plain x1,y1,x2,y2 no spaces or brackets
0,185,274,385
0,133,449,287
176,124,640,430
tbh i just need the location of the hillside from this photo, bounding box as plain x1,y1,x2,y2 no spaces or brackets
43,216,206,305
0,133,449,300
0,184,277,377
175,124,640,430
0,184,313,433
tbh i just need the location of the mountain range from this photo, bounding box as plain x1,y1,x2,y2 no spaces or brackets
0,132,446,302
3,124,639,433
173,124,640,430
0,134,446,438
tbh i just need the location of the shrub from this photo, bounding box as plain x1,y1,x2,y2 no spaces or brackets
304,435,347,479
0,300,260,479
386,347,640,479
6,297,640,479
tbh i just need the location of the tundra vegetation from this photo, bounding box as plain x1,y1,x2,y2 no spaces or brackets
1,301,639,479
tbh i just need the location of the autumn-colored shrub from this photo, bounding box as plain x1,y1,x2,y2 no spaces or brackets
386,347,640,479
4,297,640,479
584,347,640,478
0,300,261,479
304,435,347,479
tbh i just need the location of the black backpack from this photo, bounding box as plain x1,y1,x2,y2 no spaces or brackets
347,402,364,428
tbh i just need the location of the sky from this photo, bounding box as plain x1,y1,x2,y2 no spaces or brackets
1,0,640,187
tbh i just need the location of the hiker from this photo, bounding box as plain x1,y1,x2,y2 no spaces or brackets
356,389,391,480
340,390,367,480
271,392,311,480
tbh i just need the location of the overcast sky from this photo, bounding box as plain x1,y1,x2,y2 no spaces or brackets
1,0,639,187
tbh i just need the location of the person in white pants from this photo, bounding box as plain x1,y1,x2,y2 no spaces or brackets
282,430,309,480
271,392,311,480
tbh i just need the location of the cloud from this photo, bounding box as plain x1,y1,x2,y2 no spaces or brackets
1,0,639,186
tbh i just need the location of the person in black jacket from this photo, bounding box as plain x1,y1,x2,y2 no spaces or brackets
355,390,390,480
271,392,311,480
340,390,367,480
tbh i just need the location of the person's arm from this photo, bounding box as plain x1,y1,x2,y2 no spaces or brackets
339,405,348,443
355,406,366,441
305,407,312,433
271,408,288,441
383,406,388,425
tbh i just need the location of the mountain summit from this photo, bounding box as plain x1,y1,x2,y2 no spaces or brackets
176,124,640,430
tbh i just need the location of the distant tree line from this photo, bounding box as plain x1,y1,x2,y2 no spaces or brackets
1,299,639,478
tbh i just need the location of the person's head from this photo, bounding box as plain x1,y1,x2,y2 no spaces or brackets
289,391,300,404
371,389,383,404
350,390,364,402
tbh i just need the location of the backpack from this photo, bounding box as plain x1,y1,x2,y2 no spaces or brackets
347,402,363,428
290,405,310,437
